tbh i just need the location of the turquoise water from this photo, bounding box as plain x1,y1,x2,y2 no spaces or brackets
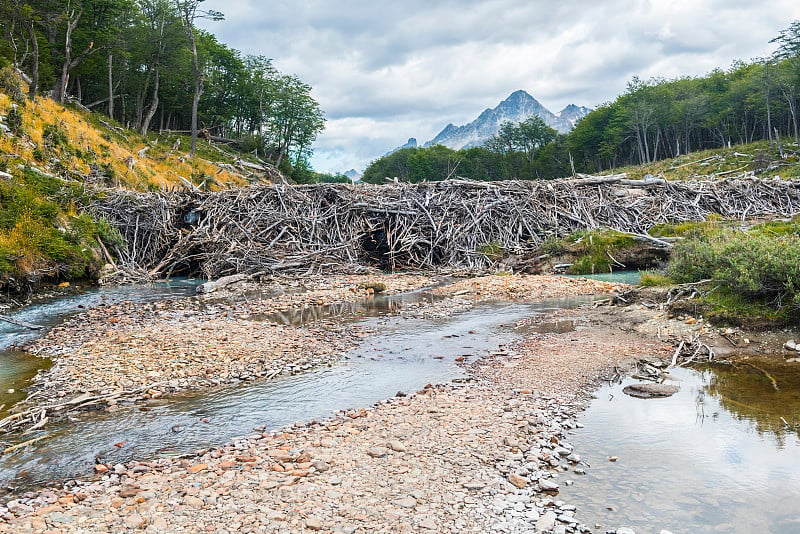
565,270,642,285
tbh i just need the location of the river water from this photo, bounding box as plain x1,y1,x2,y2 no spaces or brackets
560,362,800,534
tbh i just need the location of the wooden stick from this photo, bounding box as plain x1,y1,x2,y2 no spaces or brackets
2,435,49,455
0,315,44,330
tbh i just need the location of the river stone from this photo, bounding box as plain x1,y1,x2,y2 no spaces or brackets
535,511,557,532
623,383,680,399
367,447,388,458
784,339,798,352
311,459,330,473
46,512,75,524
539,479,559,491
393,497,417,509
418,518,438,530
305,517,322,530
617,528,636,534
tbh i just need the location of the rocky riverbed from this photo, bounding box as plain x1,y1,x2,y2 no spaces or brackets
11,274,624,419
0,273,680,533
11,275,438,416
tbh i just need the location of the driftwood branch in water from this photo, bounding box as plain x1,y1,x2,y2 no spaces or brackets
0,315,44,330
2,435,49,455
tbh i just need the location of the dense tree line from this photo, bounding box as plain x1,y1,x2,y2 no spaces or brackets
364,21,800,183
0,0,325,173
362,116,563,183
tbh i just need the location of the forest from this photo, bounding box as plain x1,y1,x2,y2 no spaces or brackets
0,0,326,180
363,21,800,184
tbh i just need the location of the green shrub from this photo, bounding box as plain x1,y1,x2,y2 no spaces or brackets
480,241,505,262
566,229,636,274
749,216,800,238
6,105,24,136
0,66,26,104
668,228,800,310
639,270,672,287
701,289,791,327
649,215,728,238
42,121,69,155
538,235,568,255
69,213,125,248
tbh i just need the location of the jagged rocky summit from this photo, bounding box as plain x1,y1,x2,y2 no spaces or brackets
418,90,589,151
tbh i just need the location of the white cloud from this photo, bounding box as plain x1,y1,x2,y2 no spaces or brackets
198,1,800,173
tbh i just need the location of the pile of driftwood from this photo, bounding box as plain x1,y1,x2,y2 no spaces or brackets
90,175,800,280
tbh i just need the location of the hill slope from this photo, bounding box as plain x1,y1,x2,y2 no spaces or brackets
0,79,280,295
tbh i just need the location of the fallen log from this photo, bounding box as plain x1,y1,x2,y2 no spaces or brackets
209,135,242,146
195,273,250,294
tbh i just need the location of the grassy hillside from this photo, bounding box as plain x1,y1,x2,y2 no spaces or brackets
0,94,251,191
606,140,800,181
0,72,273,295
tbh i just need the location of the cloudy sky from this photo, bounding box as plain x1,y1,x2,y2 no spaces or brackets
199,1,800,174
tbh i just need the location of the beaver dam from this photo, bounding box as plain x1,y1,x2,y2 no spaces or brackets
92,175,800,279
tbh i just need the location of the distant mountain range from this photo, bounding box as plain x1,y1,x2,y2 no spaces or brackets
389,90,590,155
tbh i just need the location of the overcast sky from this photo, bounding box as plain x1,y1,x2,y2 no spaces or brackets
199,1,800,174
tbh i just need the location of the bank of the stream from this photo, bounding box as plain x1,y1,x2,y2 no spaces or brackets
0,280,656,534
0,274,632,531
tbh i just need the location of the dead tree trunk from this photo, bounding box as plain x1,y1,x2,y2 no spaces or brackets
108,54,114,120
141,65,160,136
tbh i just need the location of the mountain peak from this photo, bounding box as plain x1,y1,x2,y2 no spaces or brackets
556,104,592,127
421,91,589,150
506,89,535,101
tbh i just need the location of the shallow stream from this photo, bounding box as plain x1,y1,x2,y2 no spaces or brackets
0,287,593,489
560,361,800,534
1,275,798,534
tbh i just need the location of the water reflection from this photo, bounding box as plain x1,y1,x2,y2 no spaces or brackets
256,292,439,325
561,363,800,533
701,358,800,446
